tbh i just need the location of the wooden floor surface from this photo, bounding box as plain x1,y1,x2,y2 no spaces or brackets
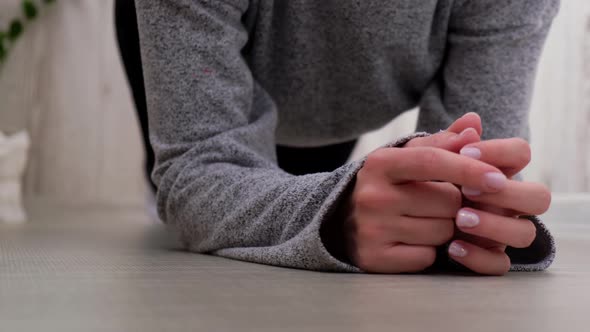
1,1,590,206
0,201,588,332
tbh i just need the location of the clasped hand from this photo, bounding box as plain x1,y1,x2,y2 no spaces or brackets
342,113,551,275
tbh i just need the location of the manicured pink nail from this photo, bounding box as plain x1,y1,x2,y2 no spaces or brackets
448,242,468,258
485,172,507,190
456,209,480,228
462,187,481,196
460,147,481,159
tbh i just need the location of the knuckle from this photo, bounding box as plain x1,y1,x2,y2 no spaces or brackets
502,254,512,273
405,137,424,148
537,185,552,214
416,248,437,270
444,131,460,142
419,148,440,167
459,159,478,185
528,184,552,215
514,138,532,166
429,133,447,148
364,149,392,171
436,219,456,245
353,185,376,208
495,254,512,275
356,168,369,184
355,223,381,243
390,218,408,238
447,185,463,213
425,224,455,247
354,185,397,210
353,248,379,272
485,253,511,276
520,220,538,248
512,218,537,248
407,132,452,149
407,148,438,175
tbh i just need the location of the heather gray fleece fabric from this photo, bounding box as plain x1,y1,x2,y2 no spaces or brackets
135,0,559,272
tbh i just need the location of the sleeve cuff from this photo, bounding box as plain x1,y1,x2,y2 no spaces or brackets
507,215,556,271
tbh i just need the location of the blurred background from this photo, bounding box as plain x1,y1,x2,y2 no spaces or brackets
0,0,589,210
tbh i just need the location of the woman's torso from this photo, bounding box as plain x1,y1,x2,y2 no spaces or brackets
242,0,453,146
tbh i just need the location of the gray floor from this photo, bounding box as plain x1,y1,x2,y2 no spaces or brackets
1,201,588,332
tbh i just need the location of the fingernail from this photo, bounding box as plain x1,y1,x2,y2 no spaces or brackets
459,128,476,137
462,187,481,196
485,172,507,190
460,147,481,159
456,209,480,228
448,242,468,258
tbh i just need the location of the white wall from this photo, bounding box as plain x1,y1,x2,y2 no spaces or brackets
352,0,590,194
527,0,590,192
0,1,146,206
0,0,588,206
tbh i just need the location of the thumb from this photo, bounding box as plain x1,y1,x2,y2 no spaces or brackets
447,112,483,136
405,127,480,152
405,113,482,152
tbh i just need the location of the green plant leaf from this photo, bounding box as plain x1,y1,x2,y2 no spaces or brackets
23,1,39,20
0,42,6,62
8,20,24,41
0,0,56,65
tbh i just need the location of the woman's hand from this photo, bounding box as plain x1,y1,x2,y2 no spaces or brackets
343,142,509,273
449,138,551,274
406,113,552,275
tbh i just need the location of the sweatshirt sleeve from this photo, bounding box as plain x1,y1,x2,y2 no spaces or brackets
418,0,560,271
134,0,368,272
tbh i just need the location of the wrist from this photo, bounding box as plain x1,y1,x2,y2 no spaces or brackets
320,182,356,264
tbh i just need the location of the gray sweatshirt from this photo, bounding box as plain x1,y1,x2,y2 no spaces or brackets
135,0,559,272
